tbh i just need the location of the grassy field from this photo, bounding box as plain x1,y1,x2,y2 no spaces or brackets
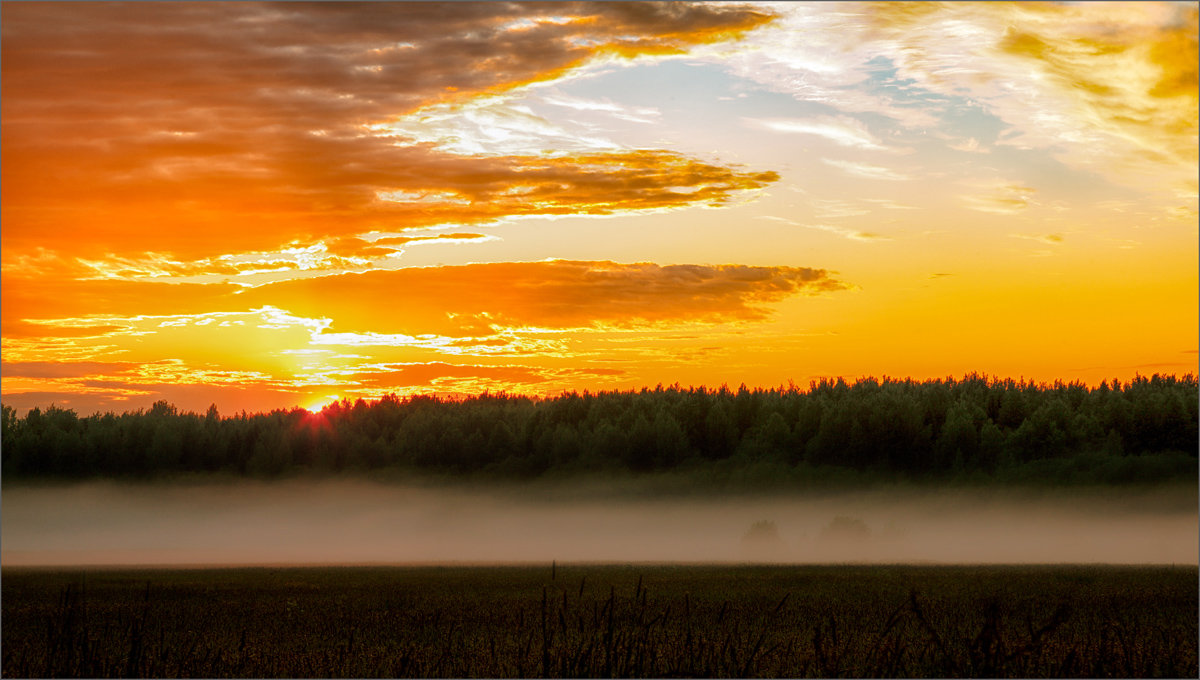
2,564,1195,678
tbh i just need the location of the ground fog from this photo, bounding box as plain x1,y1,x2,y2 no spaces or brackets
2,478,1195,566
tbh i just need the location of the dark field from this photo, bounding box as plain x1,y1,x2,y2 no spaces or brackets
2,564,1196,678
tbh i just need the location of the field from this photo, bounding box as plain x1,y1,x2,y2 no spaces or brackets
2,564,1196,678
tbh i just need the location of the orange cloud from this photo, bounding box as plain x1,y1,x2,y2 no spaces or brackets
0,361,139,379
0,359,630,416
2,2,776,262
2,3,790,420
1,258,849,414
6,258,845,347
325,233,490,259
1,272,238,340
347,362,622,390
5,133,778,261
243,260,848,338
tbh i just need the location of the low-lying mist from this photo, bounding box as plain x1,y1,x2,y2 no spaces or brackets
2,477,1196,566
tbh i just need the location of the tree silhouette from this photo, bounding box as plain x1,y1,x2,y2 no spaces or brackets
1,373,1195,483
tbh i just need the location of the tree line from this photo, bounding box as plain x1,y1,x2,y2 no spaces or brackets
2,373,1196,484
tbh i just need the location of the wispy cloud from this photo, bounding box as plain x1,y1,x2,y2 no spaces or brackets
540,93,661,124
370,96,624,156
961,181,1038,214
861,198,918,210
708,3,944,130
71,234,499,288
821,158,913,181
1010,233,1065,246
808,200,870,219
759,215,886,242
805,225,887,242
948,138,990,154
714,2,1196,196
865,2,1198,194
745,115,887,150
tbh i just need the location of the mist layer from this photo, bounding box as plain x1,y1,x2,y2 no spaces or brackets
2,479,1195,566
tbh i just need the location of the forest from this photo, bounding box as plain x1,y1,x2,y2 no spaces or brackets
2,374,1196,484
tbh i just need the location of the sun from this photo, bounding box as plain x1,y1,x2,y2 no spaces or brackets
305,395,340,414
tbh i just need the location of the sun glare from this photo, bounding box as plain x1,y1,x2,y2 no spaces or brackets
305,396,340,414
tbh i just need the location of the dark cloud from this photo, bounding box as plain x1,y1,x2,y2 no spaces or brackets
2,2,772,126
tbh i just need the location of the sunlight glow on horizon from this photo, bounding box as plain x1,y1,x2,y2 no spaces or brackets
305,396,342,414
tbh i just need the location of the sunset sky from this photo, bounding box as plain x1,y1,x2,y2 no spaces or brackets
2,1,1197,416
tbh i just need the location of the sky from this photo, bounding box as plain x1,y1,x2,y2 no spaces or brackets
2,1,1197,417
